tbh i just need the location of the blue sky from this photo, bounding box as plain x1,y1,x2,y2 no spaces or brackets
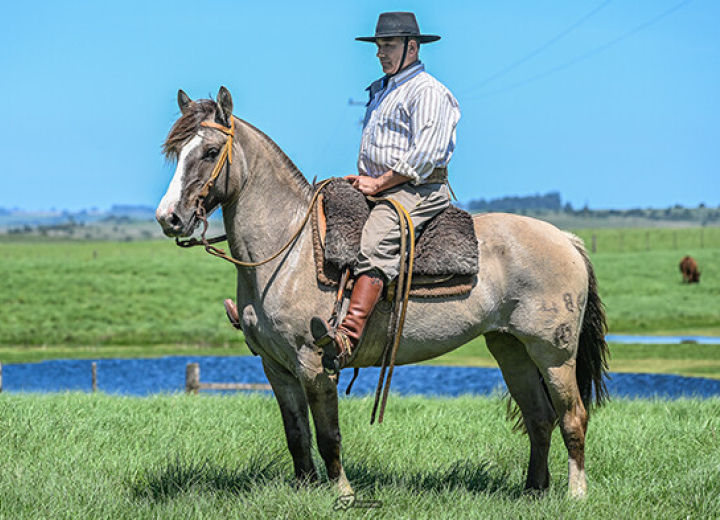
1,0,718,211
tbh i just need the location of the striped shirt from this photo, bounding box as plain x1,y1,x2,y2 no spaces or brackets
358,61,460,184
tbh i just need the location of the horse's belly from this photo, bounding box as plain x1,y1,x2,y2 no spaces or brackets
348,298,485,368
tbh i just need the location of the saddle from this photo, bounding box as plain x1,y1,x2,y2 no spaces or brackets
311,178,479,298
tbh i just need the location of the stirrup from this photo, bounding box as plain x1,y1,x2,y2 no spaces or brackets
311,317,352,375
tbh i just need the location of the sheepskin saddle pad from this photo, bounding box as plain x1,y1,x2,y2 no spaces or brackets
312,178,479,298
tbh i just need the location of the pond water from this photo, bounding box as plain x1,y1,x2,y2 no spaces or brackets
2,356,720,399
606,334,720,345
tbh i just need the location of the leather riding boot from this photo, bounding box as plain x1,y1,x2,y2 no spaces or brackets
311,273,385,375
224,299,242,330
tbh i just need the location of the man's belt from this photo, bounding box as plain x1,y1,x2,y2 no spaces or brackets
424,167,448,184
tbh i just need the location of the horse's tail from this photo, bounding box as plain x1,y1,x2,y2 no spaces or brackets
568,233,610,409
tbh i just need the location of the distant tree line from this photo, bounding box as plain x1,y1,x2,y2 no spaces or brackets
463,192,563,212
460,194,720,225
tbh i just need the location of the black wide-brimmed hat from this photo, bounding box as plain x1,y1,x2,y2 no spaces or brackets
356,12,441,44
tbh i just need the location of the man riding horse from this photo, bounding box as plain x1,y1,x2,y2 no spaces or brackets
310,12,461,374
226,11,460,374
160,11,608,497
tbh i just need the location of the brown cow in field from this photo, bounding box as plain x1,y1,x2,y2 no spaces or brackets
679,255,701,283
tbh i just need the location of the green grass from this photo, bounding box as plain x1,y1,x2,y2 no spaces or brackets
589,247,720,334
572,226,720,253
0,344,251,365
1,237,719,377
0,240,241,346
0,393,717,519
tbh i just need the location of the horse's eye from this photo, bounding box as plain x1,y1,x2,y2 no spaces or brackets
203,148,220,161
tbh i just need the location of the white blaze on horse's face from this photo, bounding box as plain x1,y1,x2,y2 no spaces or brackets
156,134,203,235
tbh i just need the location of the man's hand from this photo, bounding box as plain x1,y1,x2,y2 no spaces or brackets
345,171,409,196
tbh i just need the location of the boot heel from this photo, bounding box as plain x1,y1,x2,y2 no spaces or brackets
311,316,333,344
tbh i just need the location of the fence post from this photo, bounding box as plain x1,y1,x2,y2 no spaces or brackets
91,362,97,393
591,234,597,253
673,231,677,250
186,363,200,394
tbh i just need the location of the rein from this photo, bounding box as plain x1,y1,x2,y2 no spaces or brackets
175,117,332,268
369,198,415,424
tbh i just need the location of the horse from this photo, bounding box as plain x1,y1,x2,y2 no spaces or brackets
156,87,609,499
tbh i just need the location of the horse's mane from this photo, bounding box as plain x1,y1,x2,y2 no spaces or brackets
237,118,312,196
163,98,311,195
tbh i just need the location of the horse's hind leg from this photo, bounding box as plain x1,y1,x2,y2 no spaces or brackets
485,332,557,493
306,376,354,496
537,359,589,498
261,358,317,483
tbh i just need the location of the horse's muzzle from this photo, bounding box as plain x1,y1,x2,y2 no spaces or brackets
156,208,196,237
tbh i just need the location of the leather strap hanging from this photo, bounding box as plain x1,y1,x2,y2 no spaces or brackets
369,198,415,424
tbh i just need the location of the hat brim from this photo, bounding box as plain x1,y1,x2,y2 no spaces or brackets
356,34,441,43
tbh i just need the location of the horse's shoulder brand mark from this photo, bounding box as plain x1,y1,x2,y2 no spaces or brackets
577,291,587,309
554,322,573,345
540,300,559,313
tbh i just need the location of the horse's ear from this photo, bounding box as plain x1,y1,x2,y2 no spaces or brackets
178,90,193,114
216,86,233,126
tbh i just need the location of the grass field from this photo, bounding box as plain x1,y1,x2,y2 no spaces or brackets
0,240,239,346
1,232,719,376
1,231,719,518
0,393,717,519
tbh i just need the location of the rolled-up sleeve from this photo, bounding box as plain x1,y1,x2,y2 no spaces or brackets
391,87,460,184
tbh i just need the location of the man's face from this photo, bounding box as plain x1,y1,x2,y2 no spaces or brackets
375,37,417,75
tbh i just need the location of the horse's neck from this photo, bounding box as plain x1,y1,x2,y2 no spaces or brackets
223,120,314,276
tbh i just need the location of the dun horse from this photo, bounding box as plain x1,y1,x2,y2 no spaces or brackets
156,87,609,498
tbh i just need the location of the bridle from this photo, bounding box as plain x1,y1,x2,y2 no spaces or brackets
196,118,236,203
174,118,235,252
175,116,331,268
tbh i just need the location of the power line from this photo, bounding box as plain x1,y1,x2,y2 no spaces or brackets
460,0,614,95
464,0,696,100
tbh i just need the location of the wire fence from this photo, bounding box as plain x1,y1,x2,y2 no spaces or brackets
572,227,720,253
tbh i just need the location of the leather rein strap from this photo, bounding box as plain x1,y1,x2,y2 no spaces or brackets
176,117,332,268
369,198,415,425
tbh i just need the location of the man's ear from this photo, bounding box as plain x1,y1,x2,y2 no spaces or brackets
177,89,193,114
409,39,419,56
216,86,234,127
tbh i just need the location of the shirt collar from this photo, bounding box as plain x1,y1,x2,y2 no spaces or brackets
386,60,424,89
366,61,425,95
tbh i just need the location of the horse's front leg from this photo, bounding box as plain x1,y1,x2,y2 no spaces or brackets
261,357,317,483
305,371,354,496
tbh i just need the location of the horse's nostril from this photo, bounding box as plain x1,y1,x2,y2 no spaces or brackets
170,213,182,227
